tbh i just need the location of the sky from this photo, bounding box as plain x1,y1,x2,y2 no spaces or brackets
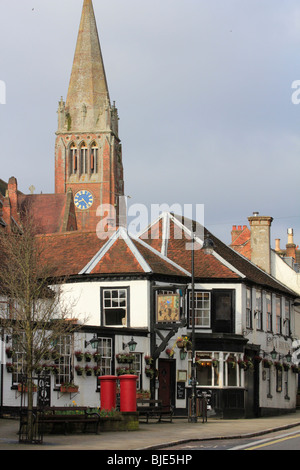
0,0,300,247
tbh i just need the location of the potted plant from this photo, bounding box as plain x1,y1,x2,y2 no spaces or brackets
226,357,236,368
145,368,155,378
51,364,59,375
42,363,52,374
176,336,192,350
291,364,299,373
275,361,283,371
212,359,219,368
60,382,79,393
283,363,290,371
6,362,14,373
85,365,92,376
166,348,174,358
93,366,101,376
238,359,247,369
18,382,37,393
84,352,92,362
144,355,153,365
5,347,13,358
262,358,272,368
74,351,83,362
93,352,101,362
116,353,125,363
75,365,84,376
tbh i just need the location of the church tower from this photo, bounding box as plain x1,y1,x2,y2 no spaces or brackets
55,0,124,231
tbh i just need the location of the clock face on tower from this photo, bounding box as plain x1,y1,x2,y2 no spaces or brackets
74,190,94,210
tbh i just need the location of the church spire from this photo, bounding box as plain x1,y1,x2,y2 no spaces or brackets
65,0,110,132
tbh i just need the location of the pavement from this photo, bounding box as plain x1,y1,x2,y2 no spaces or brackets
1,410,300,451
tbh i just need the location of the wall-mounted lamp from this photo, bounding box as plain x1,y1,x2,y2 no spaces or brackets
122,337,137,352
271,347,277,360
85,334,100,349
285,351,292,363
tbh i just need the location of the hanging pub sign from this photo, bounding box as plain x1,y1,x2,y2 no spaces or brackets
157,294,180,322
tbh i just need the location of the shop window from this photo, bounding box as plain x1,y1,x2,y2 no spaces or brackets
194,352,219,386
101,288,129,326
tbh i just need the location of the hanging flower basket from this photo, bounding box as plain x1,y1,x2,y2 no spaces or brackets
60,383,79,394
6,363,14,373
291,365,299,374
283,363,290,371
262,359,272,369
75,365,84,376
145,355,153,365
166,348,174,358
93,352,101,362
212,360,219,368
93,366,101,376
145,368,155,378
84,352,92,362
238,360,247,370
85,365,92,376
176,336,192,350
5,347,14,358
75,351,83,362
275,362,283,371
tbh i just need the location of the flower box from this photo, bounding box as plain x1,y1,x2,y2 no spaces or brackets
60,384,79,393
18,383,37,393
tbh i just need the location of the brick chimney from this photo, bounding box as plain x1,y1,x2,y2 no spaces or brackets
7,177,19,222
286,228,296,260
231,225,247,243
248,212,273,273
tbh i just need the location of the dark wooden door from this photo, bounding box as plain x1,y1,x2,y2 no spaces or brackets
158,359,175,407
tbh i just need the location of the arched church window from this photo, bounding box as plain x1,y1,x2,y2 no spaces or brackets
69,142,77,174
90,142,98,174
80,142,88,174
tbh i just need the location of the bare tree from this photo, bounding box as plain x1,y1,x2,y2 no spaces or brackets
0,211,79,442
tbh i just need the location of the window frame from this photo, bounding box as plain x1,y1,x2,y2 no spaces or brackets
188,290,211,329
255,289,263,330
246,287,252,329
100,286,130,327
266,292,273,333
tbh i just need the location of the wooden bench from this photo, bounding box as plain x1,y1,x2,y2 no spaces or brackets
40,406,101,434
137,399,174,423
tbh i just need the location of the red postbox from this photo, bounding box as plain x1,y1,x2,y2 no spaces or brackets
99,375,117,411
119,374,138,412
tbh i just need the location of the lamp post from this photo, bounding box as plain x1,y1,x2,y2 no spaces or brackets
190,223,197,423
190,228,215,423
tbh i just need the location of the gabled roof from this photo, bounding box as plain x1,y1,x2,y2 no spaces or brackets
39,226,190,279
139,212,297,296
